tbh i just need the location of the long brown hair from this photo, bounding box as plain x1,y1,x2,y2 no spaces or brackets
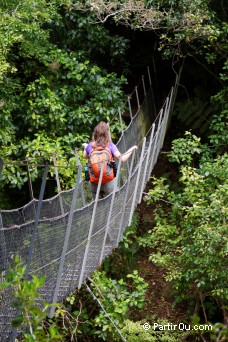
93,122,110,148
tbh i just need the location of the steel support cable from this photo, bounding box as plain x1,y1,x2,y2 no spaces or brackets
85,282,127,342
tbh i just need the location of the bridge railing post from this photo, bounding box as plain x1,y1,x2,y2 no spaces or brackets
139,123,155,203
128,138,146,226
157,97,169,154
26,163,49,275
147,66,152,86
99,157,122,265
116,150,135,245
165,87,174,135
142,75,146,98
147,65,157,115
26,159,34,202
0,209,7,271
50,165,82,318
52,153,65,216
148,109,163,178
135,86,140,111
78,161,105,288
155,107,166,165
52,153,61,193
127,96,133,121
159,88,174,155
118,108,130,175
75,148,86,207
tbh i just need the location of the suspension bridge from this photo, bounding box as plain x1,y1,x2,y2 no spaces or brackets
0,67,178,340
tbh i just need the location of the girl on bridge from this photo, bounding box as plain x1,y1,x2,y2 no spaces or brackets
83,121,137,198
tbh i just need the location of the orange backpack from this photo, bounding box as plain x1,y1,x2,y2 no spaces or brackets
88,143,115,184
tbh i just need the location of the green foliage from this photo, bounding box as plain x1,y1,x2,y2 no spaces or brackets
53,294,92,341
122,318,186,342
118,212,141,270
22,49,126,136
89,269,148,340
0,255,61,341
0,1,128,193
210,322,228,341
120,213,140,250
140,128,228,323
158,1,226,59
167,131,202,165
63,11,130,67
0,135,80,190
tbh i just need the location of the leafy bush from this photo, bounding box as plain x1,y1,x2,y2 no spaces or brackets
0,255,61,341
88,269,148,340
122,319,186,342
139,128,228,324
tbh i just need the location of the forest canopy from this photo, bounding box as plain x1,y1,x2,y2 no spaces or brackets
0,0,227,195
0,0,129,193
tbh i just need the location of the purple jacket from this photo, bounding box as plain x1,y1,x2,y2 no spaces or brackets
85,142,118,157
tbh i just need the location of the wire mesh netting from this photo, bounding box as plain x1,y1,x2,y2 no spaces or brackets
0,74,176,340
